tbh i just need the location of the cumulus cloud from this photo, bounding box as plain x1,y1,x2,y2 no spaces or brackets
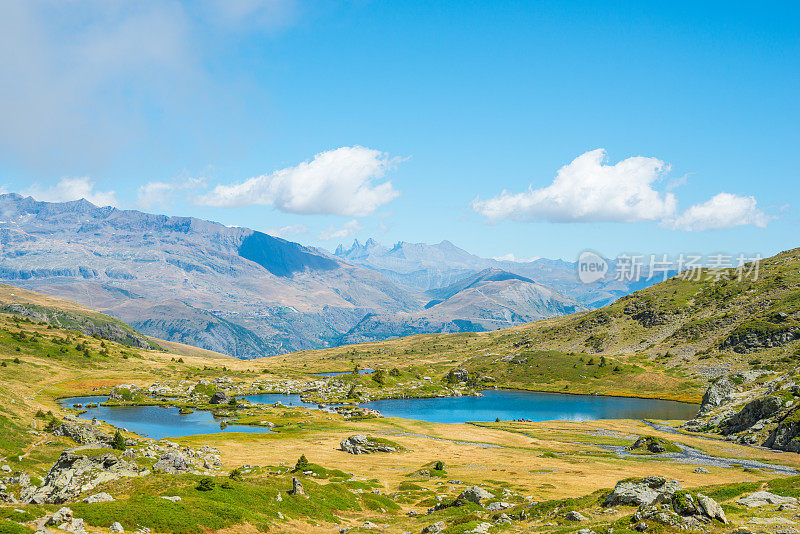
473,149,676,223
197,146,402,216
319,220,363,241
137,177,206,209
264,223,309,239
24,177,118,207
473,149,769,231
666,192,768,231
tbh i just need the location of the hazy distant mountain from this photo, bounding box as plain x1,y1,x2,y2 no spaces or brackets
0,195,653,358
0,194,419,358
334,238,660,308
334,238,488,290
338,268,585,344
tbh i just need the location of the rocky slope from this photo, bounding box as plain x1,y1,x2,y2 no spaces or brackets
0,195,599,358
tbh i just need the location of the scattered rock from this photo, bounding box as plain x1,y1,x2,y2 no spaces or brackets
603,477,682,507
0,465,10,473
485,501,511,511
160,496,181,502
109,522,124,533
565,511,588,521
693,467,710,474
83,492,115,503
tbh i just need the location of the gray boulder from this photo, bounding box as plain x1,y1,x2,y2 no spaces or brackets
288,477,304,496
53,422,111,445
458,486,494,504
565,511,588,521
603,477,682,507
152,451,190,474
736,491,799,507
339,435,396,454
697,494,727,524
109,522,124,533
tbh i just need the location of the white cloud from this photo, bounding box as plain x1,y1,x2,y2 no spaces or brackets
473,149,768,231
666,193,768,231
473,149,676,223
137,177,206,209
264,223,309,239
197,146,402,216
24,177,118,207
319,220,363,241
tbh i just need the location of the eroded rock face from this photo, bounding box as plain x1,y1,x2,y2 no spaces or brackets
52,422,111,445
603,477,682,507
152,451,190,474
720,396,783,435
24,452,146,504
339,435,396,454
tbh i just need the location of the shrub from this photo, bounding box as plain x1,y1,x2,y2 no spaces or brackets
389,368,400,377
112,430,126,451
294,454,309,471
433,460,444,471
372,369,386,385
196,478,215,491
228,468,243,481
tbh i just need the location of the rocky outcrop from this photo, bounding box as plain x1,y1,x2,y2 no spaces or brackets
288,477,304,496
763,407,800,452
603,477,681,507
698,376,737,415
152,451,191,474
52,422,111,445
339,435,397,454
721,329,798,353
720,396,783,435
24,451,146,504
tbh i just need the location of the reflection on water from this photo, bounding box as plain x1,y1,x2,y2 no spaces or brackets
359,389,698,424
58,397,271,440
60,389,698,438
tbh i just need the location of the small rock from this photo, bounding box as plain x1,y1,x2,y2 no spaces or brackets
152,451,190,474
160,496,181,502
485,501,511,511
0,465,11,473
565,510,588,521
209,391,230,404
693,467,710,474
422,521,446,533
83,492,115,503
109,522,124,533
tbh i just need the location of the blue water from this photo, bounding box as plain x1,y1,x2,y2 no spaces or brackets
59,390,697,438
242,393,319,408
359,390,698,424
58,397,272,440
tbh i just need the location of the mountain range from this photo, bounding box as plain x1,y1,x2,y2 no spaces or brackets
0,194,658,358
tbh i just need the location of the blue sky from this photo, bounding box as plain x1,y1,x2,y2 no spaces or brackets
0,1,797,261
